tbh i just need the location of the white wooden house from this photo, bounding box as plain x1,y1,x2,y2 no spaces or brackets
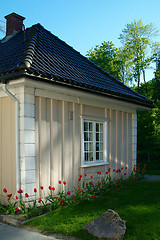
0,13,153,201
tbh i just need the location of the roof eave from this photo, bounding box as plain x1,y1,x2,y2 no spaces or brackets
0,70,27,83
0,71,153,109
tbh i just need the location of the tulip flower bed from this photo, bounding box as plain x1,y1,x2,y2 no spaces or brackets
0,164,146,220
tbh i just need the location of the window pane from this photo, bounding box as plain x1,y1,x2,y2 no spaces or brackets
85,152,88,161
84,143,88,151
100,152,103,160
100,123,103,132
96,143,99,151
84,122,88,131
84,132,88,141
96,152,99,160
96,123,99,132
100,142,103,151
89,142,93,151
89,152,93,161
89,122,93,131
89,133,93,141
100,133,103,141
96,133,99,141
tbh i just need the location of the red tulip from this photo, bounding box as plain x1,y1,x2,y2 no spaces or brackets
3,188,7,193
15,207,19,212
17,188,23,194
7,194,12,198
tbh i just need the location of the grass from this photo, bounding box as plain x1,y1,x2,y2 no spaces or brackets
25,180,160,240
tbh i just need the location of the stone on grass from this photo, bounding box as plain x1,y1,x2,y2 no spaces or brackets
83,209,126,240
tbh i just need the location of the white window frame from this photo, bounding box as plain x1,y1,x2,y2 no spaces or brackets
81,116,109,167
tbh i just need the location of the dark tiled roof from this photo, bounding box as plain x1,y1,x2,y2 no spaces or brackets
0,23,153,107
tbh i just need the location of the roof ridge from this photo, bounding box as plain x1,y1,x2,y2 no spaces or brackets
17,24,40,70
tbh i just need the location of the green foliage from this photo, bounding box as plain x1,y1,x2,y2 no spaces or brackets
119,20,158,87
87,20,159,87
87,41,122,81
133,79,160,161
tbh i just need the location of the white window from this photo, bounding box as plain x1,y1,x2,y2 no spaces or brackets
82,119,108,166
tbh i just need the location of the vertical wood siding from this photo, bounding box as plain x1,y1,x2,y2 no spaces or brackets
35,97,135,194
0,97,16,202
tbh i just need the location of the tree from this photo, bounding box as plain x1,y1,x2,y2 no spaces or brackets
0,20,5,39
151,41,160,100
134,80,160,162
155,60,160,100
118,46,133,84
119,20,158,87
86,41,122,81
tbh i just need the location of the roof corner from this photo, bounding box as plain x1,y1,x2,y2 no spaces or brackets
17,60,31,70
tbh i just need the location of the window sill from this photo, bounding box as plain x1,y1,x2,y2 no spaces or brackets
81,162,109,168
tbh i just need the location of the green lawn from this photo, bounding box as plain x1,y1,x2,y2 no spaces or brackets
26,181,160,240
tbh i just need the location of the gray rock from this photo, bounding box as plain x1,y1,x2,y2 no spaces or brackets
83,209,126,240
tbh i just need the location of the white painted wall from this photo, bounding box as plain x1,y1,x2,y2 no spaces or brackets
19,88,36,198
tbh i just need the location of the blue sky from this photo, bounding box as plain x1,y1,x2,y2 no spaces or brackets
1,0,160,81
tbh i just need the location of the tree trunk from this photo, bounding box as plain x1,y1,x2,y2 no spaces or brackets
157,79,159,100
137,71,140,88
142,69,146,83
148,151,150,163
121,65,124,83
155,72,159,100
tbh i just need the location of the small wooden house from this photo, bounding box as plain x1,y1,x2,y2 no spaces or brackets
0,13,153,201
